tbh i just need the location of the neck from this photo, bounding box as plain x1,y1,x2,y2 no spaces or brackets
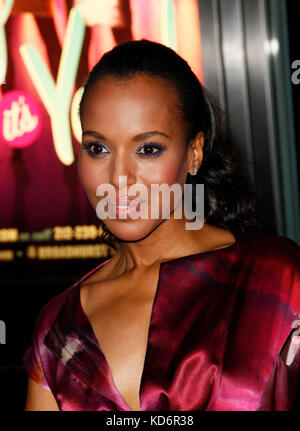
112,212,212,272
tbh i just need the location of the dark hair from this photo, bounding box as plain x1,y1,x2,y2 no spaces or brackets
80,39,265,248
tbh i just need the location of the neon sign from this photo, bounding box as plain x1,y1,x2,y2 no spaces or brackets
0,90,42,148
0,1,178,165
20,7,85,165
0,0,13,86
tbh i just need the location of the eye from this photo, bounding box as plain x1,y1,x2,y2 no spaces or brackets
82,142,108,157
138,143,164,157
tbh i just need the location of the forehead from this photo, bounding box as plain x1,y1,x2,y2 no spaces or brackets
80,75,184,134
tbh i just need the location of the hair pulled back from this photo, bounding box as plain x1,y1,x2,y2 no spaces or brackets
80,39,264,248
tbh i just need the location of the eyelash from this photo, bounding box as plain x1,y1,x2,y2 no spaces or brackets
82,142,165,158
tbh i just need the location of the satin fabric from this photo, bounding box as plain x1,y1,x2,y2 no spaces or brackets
23,230,300,410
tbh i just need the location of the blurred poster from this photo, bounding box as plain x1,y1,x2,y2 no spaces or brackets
0,0,203,263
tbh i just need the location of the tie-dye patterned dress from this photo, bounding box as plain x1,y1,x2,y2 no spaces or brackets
23,230,300,410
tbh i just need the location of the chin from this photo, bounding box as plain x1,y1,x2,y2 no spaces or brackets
102,219,162,243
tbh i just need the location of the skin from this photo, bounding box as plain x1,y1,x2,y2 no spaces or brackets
25,74,236,411
79,74,202,244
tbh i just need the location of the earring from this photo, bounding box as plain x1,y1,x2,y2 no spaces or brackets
191,168,198,176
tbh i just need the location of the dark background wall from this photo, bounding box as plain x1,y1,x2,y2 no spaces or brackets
287,0,300,186
1,0,299,411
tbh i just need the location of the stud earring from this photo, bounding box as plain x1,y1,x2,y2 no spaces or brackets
191,168,198,176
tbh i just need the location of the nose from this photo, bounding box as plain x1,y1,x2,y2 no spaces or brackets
110,148,136,192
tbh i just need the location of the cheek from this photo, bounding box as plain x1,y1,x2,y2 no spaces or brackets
78,155,106,193
78,163,106,210
142,151,187,187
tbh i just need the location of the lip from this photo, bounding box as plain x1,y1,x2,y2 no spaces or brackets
106,199,147,218
107,198,146,207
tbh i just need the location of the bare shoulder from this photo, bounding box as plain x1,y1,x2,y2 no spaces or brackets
25,377,59,411
194,223,237,252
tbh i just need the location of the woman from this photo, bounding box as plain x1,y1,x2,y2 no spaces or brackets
23,40,300,411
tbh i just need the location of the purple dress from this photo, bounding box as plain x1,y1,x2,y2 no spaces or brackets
23,230,300,410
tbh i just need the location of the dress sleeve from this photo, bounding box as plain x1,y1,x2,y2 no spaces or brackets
23,327,52,392
257,330,300,410
257,237,300,410
22,282,75,394
22,297,62,393
22,283,80,395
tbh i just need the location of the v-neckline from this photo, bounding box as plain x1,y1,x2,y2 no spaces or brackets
75,230,240,411
76,258,165,411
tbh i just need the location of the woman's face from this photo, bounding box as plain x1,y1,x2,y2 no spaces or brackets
78,74,196,242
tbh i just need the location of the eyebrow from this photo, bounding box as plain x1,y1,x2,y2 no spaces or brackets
82,130,170,141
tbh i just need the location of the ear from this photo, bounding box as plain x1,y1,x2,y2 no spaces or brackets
188,131,204,175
